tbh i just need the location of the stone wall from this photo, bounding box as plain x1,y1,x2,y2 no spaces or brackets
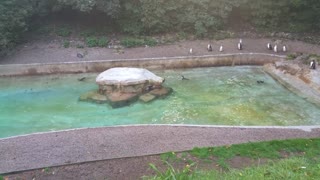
0,53,285,76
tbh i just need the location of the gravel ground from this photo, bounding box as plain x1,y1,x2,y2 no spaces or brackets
1,38,320,64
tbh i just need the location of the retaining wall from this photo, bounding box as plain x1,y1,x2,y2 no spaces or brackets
0,53,285,76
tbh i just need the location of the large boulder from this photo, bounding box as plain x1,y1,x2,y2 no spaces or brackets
80,67,172,108
96,67,164,94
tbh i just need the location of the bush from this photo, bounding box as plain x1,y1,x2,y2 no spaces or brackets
63,40,70,48
55,26,72,37
120,37,158,48
120,37,145,48
86,37,108,47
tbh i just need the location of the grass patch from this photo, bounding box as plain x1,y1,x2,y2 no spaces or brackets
120,37,158,48
55,26,72,37
86,37,108,47
63,40,70,48
145,138,320,179
196,157,320,179
287,53,298,60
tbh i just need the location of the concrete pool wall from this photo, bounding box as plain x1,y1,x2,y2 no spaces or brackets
0,53,285,76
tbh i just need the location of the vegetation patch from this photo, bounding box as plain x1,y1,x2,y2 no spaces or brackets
120,37,157,48
145,138,320,179
55,26,72,37
86,37,108,47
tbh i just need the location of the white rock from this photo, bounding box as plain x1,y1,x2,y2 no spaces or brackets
96,67,164,86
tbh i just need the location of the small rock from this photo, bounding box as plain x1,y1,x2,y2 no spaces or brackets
79,91,108,104
150,87,173,98
77,53,84,58
139,93,156,103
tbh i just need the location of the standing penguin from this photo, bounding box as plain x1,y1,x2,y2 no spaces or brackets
219,45,223,52
267,43,273,50
207,44,213,52
239,39,243,44
310,60,316,69
189,48,193,54
283,45,287,52
238,42,242,50
273,45,278,53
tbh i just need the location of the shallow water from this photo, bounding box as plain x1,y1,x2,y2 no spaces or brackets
0,66,319,138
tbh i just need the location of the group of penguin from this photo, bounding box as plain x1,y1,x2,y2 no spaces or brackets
189,39,287,54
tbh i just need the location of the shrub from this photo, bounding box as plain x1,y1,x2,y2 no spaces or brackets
55,26,72,37
63,40,70,48
97,37,108,47
86,37,108,47
120,37,145,48
144,37,157,47
120,37,158,48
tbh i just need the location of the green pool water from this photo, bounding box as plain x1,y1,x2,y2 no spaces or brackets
0,66,319,138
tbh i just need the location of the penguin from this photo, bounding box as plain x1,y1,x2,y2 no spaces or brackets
283,45,287,52
78,77,86,81
207,44,213,52
219,45,223,52
267,43,273,50
189,48,193,54
239,39,243,44
273,45,278,53
238,42,242,50
310,60,316,69
181,75,189,80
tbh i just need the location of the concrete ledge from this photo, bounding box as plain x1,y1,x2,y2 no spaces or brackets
0,53,285,76
264,64,320,106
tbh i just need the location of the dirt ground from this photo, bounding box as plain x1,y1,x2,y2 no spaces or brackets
1,36,320,180
3,152,271,180
1,37,320,65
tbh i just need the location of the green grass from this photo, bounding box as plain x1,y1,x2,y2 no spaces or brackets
120,37,158,48
0,175,3,180
86,37,109,47
287,53,298,60
55,26,72,37
196,157,320,179
63,40,70,48
145,138,320,179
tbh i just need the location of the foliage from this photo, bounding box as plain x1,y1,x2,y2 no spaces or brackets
2,0,320,54
56,26,72,37
145,138,320,179
147,161,196,180
85,36,108,47
120,37,157,48
0,0,33,53
63,40,70,48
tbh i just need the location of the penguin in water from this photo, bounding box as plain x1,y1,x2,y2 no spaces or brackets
207,44,213,52
273,45,278,53
181,75,189,80
219,45,223,52
267,43,273,50
257,80,264,84
78,77,86,81
282,45,287,52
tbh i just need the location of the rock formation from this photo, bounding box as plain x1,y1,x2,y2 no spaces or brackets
80,67,172,108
